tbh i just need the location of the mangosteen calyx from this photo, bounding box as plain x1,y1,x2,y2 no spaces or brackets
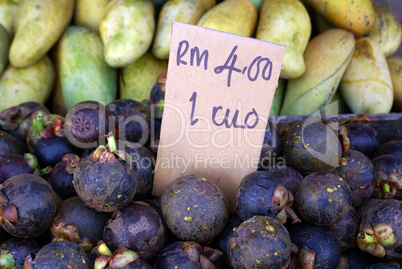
297,246,315,269
97,133,131,165
0,249,16,269
50,213,95,252
272,186,300,224
181,241,222,269
357,219,397,258
62,153,80,175
373,170,401,199
23,253,35,269
93,241,140,269
0,106,22,131
338,125,350,153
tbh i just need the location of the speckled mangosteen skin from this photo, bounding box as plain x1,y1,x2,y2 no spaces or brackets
1,174,56,238
161,175,228,243
103,201,166,261
335,149,376,208
288,222,342,269
31,241,90,269
227,216,292,269
282,118,342,175
73,157,136,213
294,172,352,226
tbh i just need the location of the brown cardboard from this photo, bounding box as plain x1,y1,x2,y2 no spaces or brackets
153,21,285,213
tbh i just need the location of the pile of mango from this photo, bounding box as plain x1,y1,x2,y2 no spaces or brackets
0,0,401,116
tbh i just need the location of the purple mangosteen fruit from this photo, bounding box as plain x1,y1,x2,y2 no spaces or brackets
227,215,292,269
103,201,166,261
356,199,402,260
161,175,228,243
236,171,300,224
24,240,90,269
294,172,352,226
73,134,137,212
107,99,151,145
334,149,376,207
0,238,40,267
288,222,342,269
282,118,342,175
0,173,56,238
50,196,111,252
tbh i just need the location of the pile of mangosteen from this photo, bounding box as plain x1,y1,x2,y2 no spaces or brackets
0,79,401,268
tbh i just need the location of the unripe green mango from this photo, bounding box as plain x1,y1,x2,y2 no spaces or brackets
0,23,10,76
0,56,55,111
269,78,285,117
74,0,110,31
0,0,18,35
100,0,155,68
280,29,355,116
153,0,215,59
340,37,393,114
56,26,117,111
256,0,311,79
9,0,74,67
120,52,168,102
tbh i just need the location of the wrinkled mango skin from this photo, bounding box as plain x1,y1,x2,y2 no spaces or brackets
369,0,402,57
280,29,355,116
197,0,257,37
120,53,168,102
100,0,155,68
256,0,311,79
56,26,117,111
340,37,393,114
153,0,215,59
0,23,10,76
307,0,375,37
0,56,55,111
9,0,74,67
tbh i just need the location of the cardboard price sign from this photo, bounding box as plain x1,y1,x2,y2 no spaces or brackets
153,21,285,212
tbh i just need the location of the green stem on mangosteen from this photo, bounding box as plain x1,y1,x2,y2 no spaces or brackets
383,183,391,195
31,115,44,139
94,241,113,256
40,166,53,176
0,249,16,269
106,133,117,153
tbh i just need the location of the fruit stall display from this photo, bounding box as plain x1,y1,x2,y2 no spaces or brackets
0,0,401,268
